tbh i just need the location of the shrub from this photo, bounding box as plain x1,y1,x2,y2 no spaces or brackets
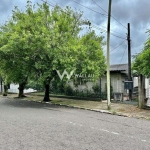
92,84,100,94
64,84,74,96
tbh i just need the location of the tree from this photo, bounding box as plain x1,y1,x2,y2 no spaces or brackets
0,1,106,102
31,5,84,102
0,1,83,100
132,30,150,76
76,31,106,78
0,1,41,97
132,30,150,108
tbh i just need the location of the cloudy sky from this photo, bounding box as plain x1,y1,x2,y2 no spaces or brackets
1,0,150,65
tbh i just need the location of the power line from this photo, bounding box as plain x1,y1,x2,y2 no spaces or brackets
117,45,127,70
91,24,107,33
84,16,126,36
91,25,127,40
111,40,126,52
42,0,127,40
55,0,126,36
98,24,126,37
92,0,107,14
46,0,126,38
71,0,108,18
131,41,138,55
91,0,127,30
41,0,55,7
111,16,127,30
46,0,125,36
110,33,127,40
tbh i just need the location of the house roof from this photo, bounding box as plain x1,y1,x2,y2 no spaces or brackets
110,64,128,71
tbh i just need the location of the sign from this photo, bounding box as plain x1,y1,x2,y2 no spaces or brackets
124,81,133,90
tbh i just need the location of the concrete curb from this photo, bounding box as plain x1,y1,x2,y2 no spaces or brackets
48,103,150,120
1,96,150,120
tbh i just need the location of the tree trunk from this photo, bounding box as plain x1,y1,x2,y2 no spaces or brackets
3,84,8,96
43,84,50,102
138,74,145,109
0,80,3,93
18,83,26,98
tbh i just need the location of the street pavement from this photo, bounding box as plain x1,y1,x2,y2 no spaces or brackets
0,97,150,150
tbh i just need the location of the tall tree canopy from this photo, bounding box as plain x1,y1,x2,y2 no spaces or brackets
132,30,150,76
0,0,106,101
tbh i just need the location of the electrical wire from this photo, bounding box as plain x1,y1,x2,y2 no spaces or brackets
117,44,127,70
111,40,126,52
84,16,126,37
46,0,126,38
71,0,108,18
92,0,108,14
41,0,55,7
42,0,127,40
91,0,127,30
91,25,127,40
131,41,138,55
98,24,126,37
110,33,127,40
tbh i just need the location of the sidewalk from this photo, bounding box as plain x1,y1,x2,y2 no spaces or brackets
1,93,150,120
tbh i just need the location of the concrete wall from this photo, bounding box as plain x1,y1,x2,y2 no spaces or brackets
8,84,37,93
0,83,3,93
68,81,94,92
100,72,128,94
68,72,128,94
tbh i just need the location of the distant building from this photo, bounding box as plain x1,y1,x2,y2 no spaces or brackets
0,83,36,94
68,63,150,98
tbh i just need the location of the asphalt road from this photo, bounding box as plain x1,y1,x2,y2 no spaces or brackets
0,97,150,150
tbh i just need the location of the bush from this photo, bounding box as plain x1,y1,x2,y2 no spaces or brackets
64,84,74,96
25,81,44,91
50,79,65,94
104,83,113,98
92,84,100,94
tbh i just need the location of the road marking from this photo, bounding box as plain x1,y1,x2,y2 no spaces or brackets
141,140,147,142
111,132,119,135
101,129,110,133
48,117,150,144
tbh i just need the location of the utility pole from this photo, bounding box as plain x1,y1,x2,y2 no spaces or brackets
127,23,132,100
106,0,112,110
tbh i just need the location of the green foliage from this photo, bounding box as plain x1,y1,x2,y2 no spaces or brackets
75,31,106,81
0,0,106,98
64,84,74,96
50,79,65,94
92,84,100,94
25,80,44,91
132,31,150,76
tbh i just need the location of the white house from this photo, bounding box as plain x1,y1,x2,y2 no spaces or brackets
68,64,150,99
0,83,36,94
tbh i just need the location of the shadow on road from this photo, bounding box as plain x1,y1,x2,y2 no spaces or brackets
0,97,64,112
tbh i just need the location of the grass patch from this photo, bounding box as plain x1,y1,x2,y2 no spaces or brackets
118,108,125,112
51,98,102,109
112,110,117,115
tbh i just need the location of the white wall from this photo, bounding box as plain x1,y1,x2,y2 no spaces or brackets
68,80,94,92
133,77,150,98
101,73,127,94
133,77,138,87
68,72,128,94
0,84,3,93
8,84,37,93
